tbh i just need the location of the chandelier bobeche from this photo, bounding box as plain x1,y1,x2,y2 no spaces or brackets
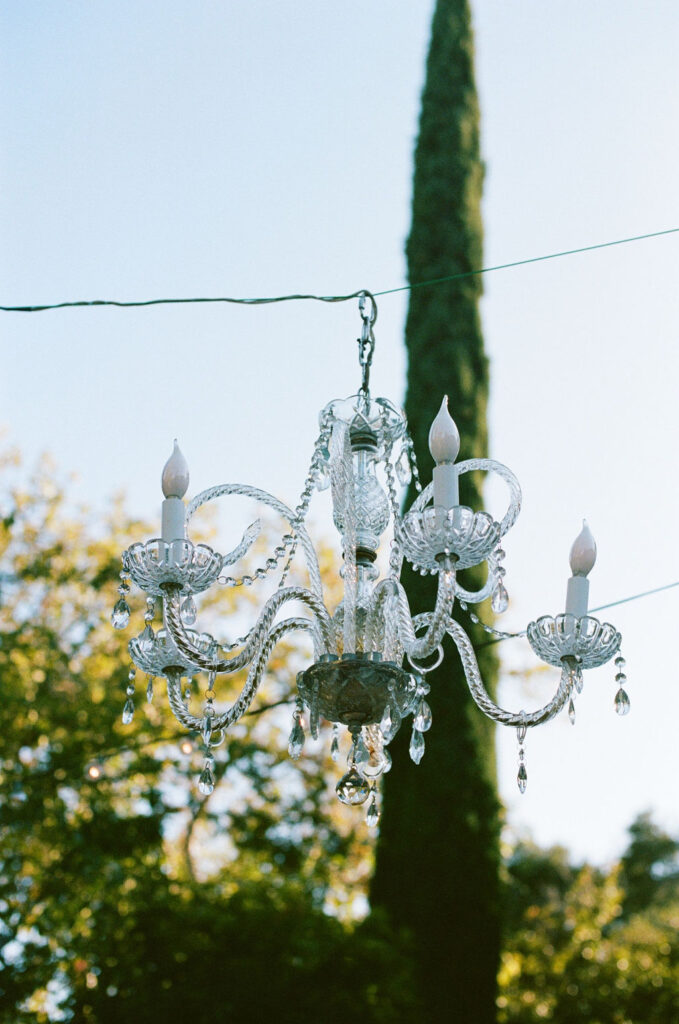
112,294,629,823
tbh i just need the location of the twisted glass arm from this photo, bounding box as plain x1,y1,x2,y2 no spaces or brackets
410,458,521,537
165,616,316,731
186,483,323,601
446,618,571,728
366,569,456,661
163,583,337,673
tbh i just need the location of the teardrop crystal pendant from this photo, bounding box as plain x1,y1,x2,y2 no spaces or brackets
409,728,425,765
180,595,197,626
573,665,584,694
146,677,155,703
288,715,305,759
111,597,131,630
315,461,330,491
366,792,380,828
491,581,509,614
568,698,576,725
380,703,401,743
353,731,370,769
202,713,214,747
335,767,370,806
414,699,433,733
330,726,340,762
614,688,631,716
198,758,215,795
139,624,155,651
395,446,412,486
517,762,528,794
122,698,135,725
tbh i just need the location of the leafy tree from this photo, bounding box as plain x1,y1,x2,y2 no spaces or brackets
370,2,501,1020
0,449,419,1021
498,819,679,1023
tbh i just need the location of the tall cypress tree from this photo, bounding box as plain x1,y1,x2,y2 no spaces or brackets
370,3,501,1021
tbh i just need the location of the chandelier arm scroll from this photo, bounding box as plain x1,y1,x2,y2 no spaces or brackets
446,618,571,728
365,569,456,661
185,483,324,601
410,460,521,539
165,617,317,731
163,584,337,673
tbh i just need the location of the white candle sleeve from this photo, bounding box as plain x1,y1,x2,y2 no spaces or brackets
565,575,589,617
433,463,459,508
161,496,185,543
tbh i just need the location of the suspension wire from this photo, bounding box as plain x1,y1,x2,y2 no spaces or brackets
1,227,677,314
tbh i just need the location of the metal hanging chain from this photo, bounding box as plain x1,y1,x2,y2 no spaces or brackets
357,291,377,397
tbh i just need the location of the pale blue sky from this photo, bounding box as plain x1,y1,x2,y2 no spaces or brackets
2,1,678,862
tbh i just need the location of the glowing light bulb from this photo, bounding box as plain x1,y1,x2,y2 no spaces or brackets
161,440,190,499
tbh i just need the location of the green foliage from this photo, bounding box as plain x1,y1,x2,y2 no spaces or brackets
498,821,679,1022
0,451,419,1021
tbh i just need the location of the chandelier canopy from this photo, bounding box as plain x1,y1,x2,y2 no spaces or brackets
112,294,628,824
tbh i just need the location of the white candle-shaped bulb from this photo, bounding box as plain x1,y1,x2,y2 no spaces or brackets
161,440,190,499
569,520,597,577
429,396,460,509
428,395,460,464
565,520,596,617
161,441,189,544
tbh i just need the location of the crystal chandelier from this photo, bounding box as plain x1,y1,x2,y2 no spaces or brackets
112,294,629,823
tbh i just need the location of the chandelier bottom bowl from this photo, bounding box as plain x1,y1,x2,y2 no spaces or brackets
297,654,417,729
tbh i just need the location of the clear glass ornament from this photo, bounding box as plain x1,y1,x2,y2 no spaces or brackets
288,715,305,759
122,698,135,725
414,699,432,733
491,581,509,614
180,595,197,625
335,767,370,805
198,757,215,795
409,728,425,765
614,688,631,716
366,792,380,828
111,598,130,630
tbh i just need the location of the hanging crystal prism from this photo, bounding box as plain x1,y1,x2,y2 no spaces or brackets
409,728,425,765
568,698,576,724
122,698,135,725
366,791,380,828
330,724,340,762
491,581,509,614
180,594,197,625
288,713,305,759
414,699,433,732
335,767,370,805
112,597,131,630
146,677,155,703
198,756,215,795
380,702,401,743
614,688,630,716
394,446,412,486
